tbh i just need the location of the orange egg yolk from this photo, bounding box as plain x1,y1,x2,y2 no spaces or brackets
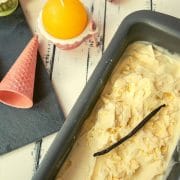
42,0,88,39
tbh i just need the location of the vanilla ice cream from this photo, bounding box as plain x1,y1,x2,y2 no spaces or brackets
56,42,180,180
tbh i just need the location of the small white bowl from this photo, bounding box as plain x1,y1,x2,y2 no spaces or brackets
38,11,98,50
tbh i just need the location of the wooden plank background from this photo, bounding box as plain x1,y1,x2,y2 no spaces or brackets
0,0,179,179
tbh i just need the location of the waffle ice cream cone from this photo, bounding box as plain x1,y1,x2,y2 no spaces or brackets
0,36,39,108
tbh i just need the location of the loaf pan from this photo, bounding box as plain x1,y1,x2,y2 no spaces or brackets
33,10,180,180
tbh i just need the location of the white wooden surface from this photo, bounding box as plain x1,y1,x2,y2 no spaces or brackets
0,0,180,179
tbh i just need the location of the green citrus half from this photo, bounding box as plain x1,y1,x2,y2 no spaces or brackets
0,0,18,17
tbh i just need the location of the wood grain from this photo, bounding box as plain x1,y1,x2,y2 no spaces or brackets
0,0,179,180
154,0,180,18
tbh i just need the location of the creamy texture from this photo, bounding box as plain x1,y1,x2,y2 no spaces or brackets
56,42,180,180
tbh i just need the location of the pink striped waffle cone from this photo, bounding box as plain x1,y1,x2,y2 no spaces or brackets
0,36,39,108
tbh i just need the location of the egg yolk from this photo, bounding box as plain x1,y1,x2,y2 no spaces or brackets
42,0,88,39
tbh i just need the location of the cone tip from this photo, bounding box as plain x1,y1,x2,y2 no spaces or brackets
30,35,39,49
31,35,39,46
34,35,39,40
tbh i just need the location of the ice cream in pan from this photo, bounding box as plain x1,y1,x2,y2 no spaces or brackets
56,42,180,180
38,0,97,50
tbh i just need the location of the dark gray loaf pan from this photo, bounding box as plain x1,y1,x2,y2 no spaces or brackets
33,10,180,180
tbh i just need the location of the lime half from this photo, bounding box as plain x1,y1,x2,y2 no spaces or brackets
0,0,18,17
